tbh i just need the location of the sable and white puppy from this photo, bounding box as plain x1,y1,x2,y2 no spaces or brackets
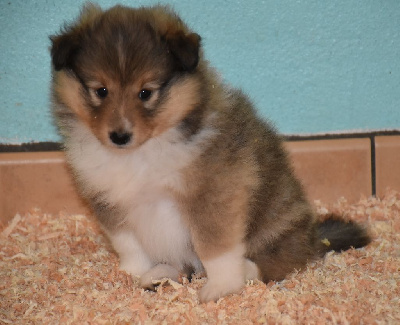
50,3,370,303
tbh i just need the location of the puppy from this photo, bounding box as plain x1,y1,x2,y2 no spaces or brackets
50,3,370,303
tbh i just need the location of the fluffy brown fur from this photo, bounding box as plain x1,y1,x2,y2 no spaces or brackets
50,3,370,302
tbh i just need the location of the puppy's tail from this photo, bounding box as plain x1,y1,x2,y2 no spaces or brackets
316,215,371,256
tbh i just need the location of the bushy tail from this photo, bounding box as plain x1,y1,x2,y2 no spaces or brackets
316,215,371,256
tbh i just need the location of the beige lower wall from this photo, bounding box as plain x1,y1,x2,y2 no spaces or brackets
0,152,89,224
2,136,398,225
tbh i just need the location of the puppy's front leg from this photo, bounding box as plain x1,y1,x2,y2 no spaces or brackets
185,182,252,302
108,230,153,278
199,242,246,303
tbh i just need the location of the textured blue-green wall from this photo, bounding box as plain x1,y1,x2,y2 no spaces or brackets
1,0,399,144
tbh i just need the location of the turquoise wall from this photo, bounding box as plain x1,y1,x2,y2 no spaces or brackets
1,0,399,144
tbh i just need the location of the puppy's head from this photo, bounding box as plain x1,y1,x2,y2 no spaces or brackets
50,3,203,149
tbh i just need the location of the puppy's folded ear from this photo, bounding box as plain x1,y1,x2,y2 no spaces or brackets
50,33,80,71
50,3,102,71
165,31,201,72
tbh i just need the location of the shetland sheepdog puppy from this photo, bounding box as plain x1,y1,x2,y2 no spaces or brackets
50,3,370,302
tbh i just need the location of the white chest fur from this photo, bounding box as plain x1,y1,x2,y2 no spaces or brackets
66,122,214,269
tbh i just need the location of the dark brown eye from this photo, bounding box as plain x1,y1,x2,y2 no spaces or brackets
138,89,152,101
96,87,108,98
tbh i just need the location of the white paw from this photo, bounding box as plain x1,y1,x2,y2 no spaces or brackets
119,257,152,278
109,230,153,277
199,279,244,303
199,243,246,303
139,264,180,290
244,259,261,281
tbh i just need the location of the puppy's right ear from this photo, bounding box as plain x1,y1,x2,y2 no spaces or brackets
50,3,102,71
50,32,81,71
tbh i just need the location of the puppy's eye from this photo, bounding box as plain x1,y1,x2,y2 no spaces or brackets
95,87,108,98
138,89,152,101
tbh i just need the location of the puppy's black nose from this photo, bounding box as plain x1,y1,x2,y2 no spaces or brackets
109,131,132,146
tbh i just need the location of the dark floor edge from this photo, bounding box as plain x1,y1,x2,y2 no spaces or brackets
0,142,62,153
1,130,399,152
284,130,400,141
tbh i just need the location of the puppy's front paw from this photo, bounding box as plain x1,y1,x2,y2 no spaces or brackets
199,243,246,303
119,258,151,278
199,279,244,303
139,264,180,290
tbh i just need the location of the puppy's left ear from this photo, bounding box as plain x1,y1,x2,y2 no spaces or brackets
165,31,201,72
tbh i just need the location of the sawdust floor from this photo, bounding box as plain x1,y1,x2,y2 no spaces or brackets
1,190,399,324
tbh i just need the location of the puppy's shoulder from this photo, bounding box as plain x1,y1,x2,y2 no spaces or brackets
204,86,282,160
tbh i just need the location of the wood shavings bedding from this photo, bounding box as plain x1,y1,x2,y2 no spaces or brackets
1,190,399,324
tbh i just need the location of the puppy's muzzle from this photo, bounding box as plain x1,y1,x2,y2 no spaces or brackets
109,131,132,147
